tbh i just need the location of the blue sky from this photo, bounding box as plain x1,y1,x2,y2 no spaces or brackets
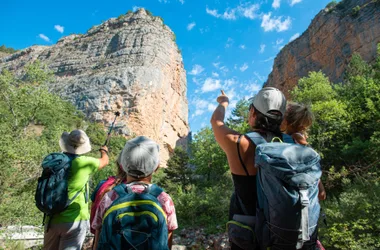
0,0,332,133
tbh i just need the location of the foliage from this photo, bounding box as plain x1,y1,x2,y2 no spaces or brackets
320,176,380,249
190,128,228,181
172,33,176,42
291,49,380,248
226,99,250,134
0,61,125,226
0,45,17,54
351,5,361,17
160,147,192,193
326,0,338,10
145,9,153,17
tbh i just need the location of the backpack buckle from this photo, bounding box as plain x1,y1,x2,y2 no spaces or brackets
299,189,309,207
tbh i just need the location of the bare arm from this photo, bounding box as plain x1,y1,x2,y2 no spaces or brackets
210,91,241,153
93,229,101,250
168,231,173,249
98,145,109,170
318,180,326,200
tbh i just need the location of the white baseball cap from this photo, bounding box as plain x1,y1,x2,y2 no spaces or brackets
251,87,287,119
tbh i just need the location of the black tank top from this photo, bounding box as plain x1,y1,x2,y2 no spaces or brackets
229,131,281,218
230,174,257,218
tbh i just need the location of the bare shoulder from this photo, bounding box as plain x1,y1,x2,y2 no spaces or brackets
292,133,307,145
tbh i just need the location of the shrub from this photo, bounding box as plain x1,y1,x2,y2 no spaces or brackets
326,0,338,9
351,5,361,17
145,9,153,17
0,44,18,54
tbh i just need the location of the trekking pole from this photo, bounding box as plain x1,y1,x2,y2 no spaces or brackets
103,111,121,146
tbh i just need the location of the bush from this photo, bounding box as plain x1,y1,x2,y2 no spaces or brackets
351,5,361,17
145,9,153,17
0,45,17,54
326,0,338,9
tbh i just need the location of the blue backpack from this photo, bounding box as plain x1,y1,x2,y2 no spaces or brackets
246,132,322,250
35,153,82,216
97,183,169,250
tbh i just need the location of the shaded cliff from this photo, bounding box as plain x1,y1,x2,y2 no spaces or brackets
0,9,189,164
265,0,380,97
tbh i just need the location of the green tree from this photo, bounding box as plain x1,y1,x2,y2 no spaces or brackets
226,99,250,134
190,127,228,182
162,147,192,192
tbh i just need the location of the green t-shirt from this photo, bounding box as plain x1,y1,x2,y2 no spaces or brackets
51,155,100,224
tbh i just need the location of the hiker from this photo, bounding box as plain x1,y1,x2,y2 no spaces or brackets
211,88,322,250
281,102,326,201
43,129,109,250
92,136,178,250
211,88,287,250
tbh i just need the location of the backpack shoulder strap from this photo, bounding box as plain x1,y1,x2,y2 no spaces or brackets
282,133,295,144
113,183,128,197
245,132,267,146
148,184,164,198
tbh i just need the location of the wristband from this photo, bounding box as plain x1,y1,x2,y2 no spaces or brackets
99,148,109,155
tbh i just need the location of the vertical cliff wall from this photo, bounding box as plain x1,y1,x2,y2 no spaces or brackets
0,9,189,164
265,0,380,97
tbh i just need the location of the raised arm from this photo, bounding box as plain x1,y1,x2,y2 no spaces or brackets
210,90,241,153
98,145,109,169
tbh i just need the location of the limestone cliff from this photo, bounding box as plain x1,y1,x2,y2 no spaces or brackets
265,0,380,97
0,9,189,165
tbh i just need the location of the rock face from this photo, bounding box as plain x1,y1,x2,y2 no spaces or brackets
0,9,189,164
265,0,380,97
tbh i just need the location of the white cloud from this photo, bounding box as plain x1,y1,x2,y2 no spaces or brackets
240,63,249,72
245,82,261,93
224,79,238,88
225,37,234,48
276,39,284,45
261,13,291,32
187,22,196,31
192,109,205,117
206,7,237,20
219,66,229,74
195,99,208,109
289,32,300,42
212,62,220,69
39,34,50,42
262,56,275,62
54,25,64,33
272,0,281,9
188,64,204,75
133,6,143,12
238,3,260,19
199,26,210,34
206,3,259,20
202,78,221,92
206,8,219,17
239,44,246,49
212,72,219,77
254,72,266,82
259,44,266,53
179,0,185,4
290,0,302,6
208,103,217,111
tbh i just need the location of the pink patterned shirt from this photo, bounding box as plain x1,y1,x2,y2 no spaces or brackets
91,183,178,232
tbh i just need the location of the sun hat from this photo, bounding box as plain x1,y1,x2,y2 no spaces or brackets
120,136,160,178
251,87,287,119
59,129,92,155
